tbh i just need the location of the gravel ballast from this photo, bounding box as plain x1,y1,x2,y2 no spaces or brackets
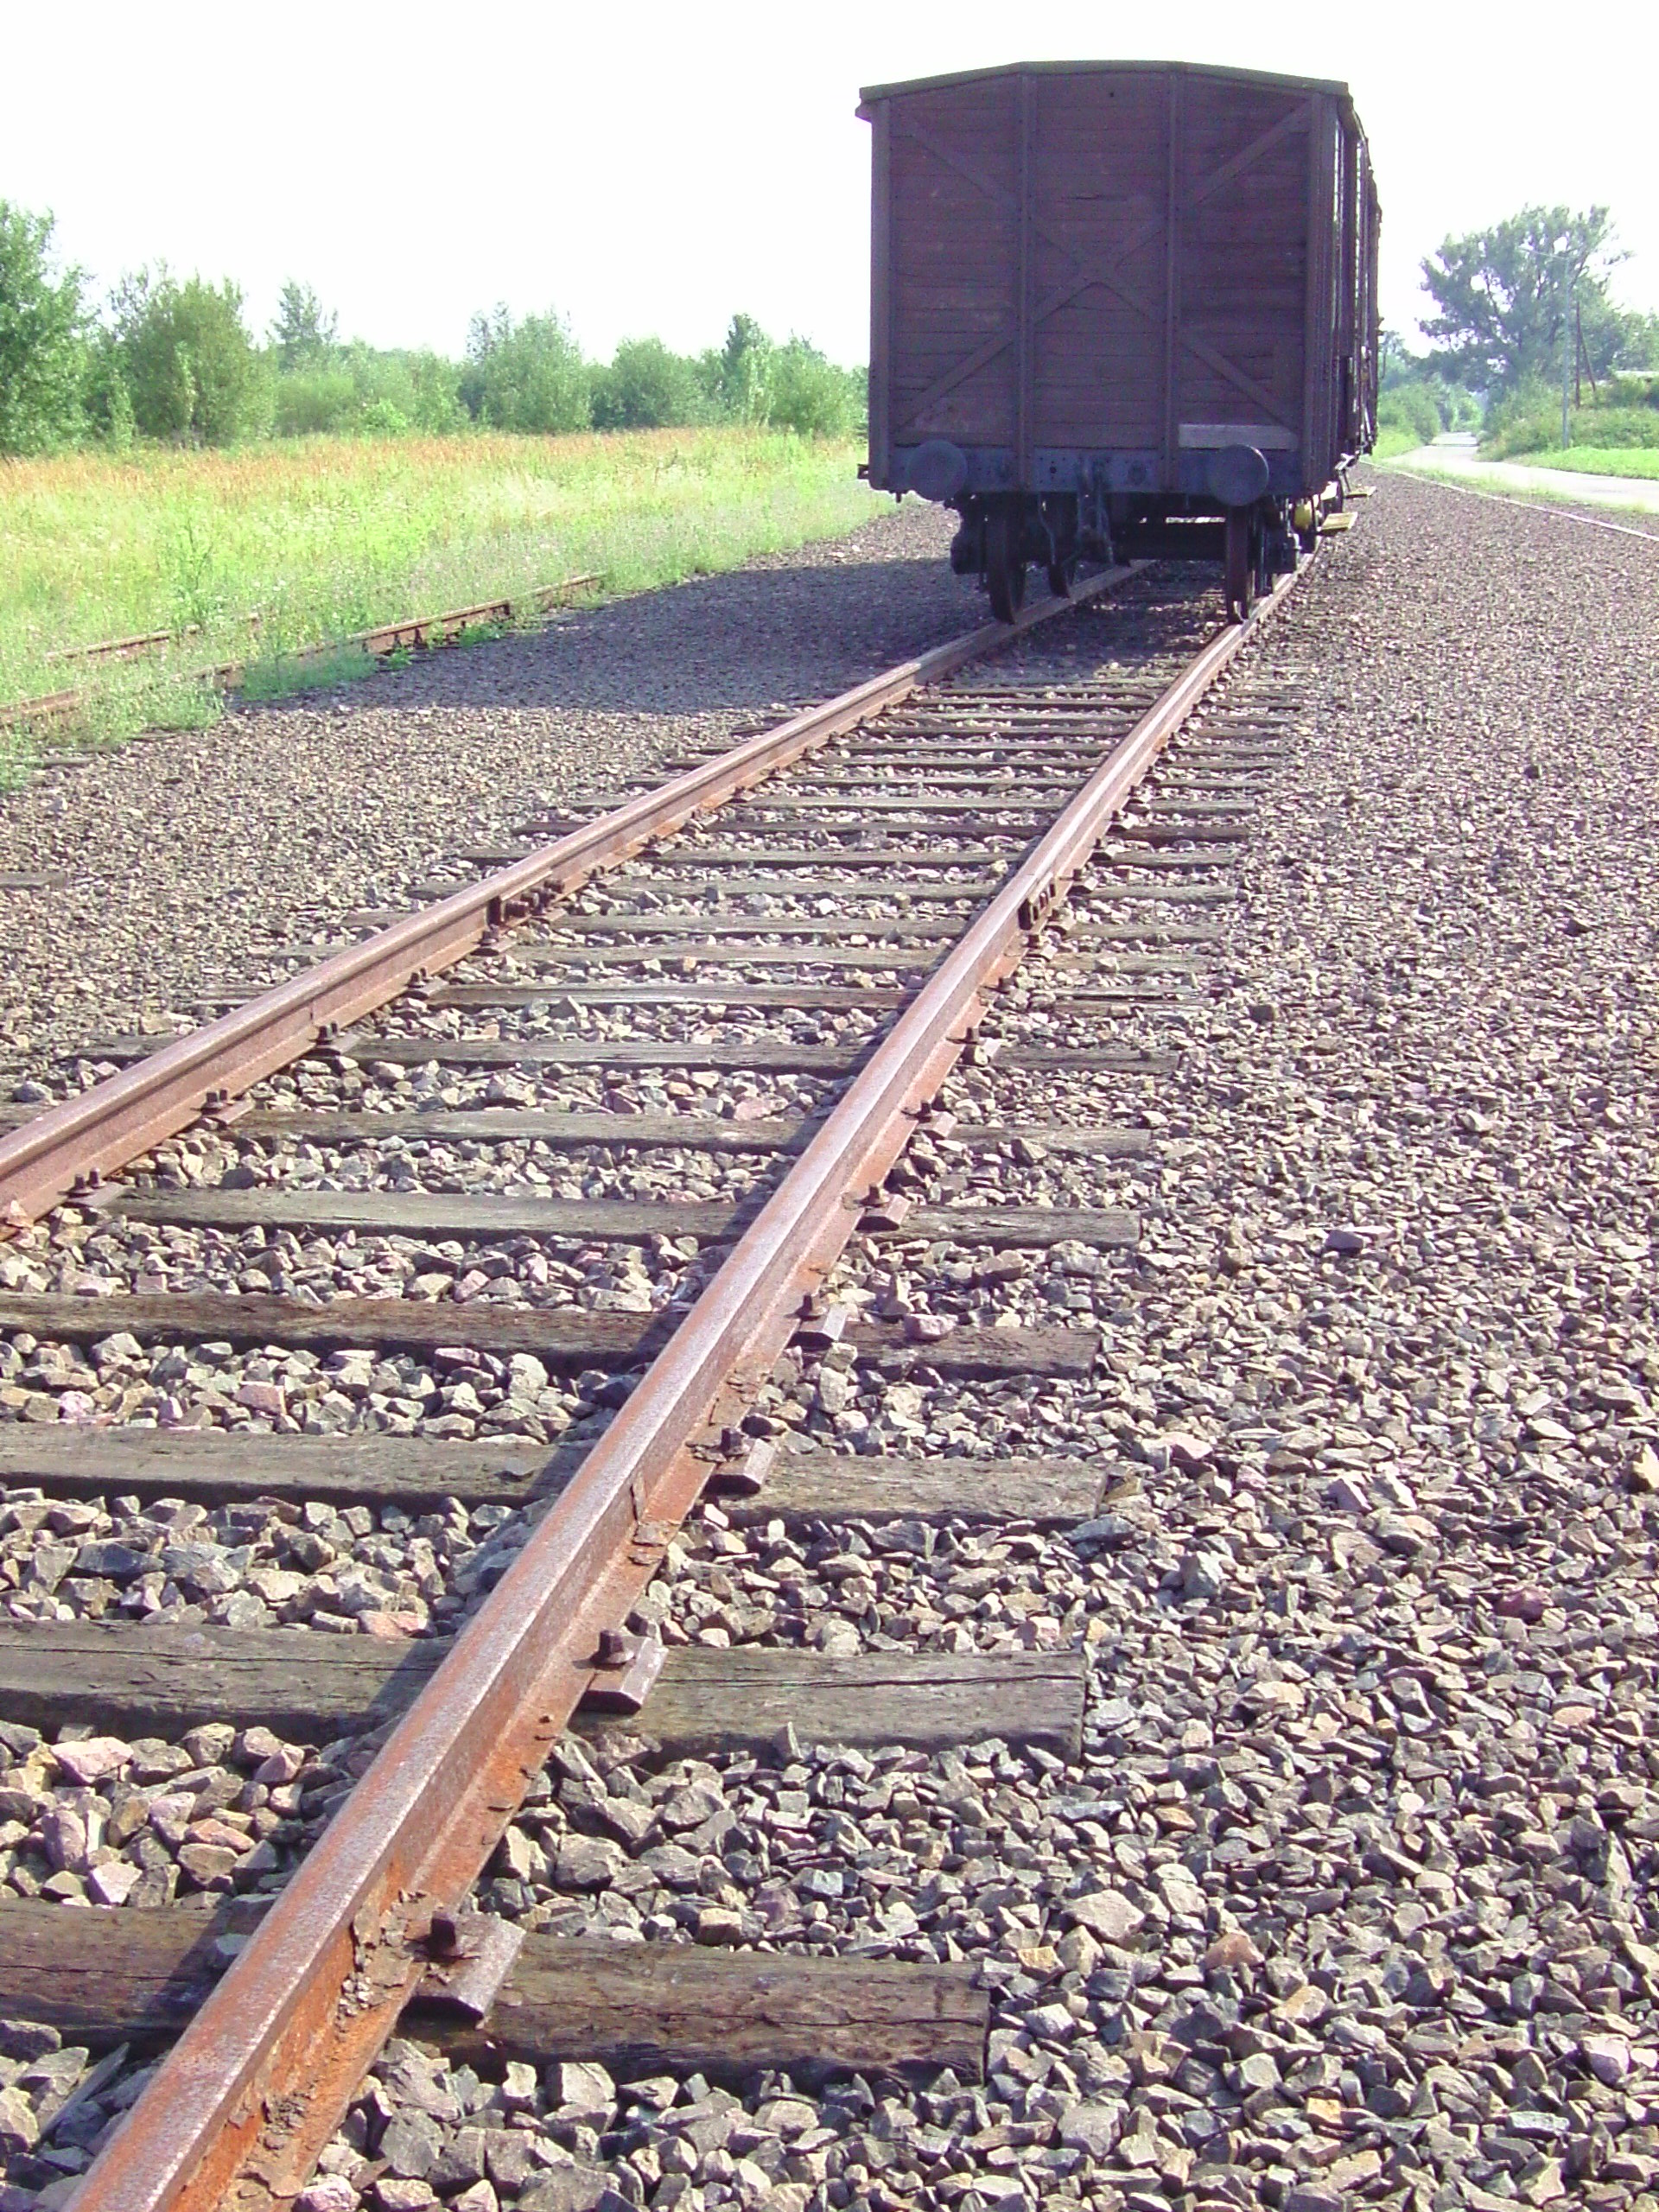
397,479,1659,2212
2,477,1658,2209
0,501,963,1094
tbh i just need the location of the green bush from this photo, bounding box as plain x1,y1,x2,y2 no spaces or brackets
1485,407,1659,458
765,339,865,438
271,346,465,440
400,352,467,435
461,308,590,434
1482,370,1659,457
111,270,269,445
1483,415,1554,458
358,397,409,435
344,345,463,435
1479,377,1560,457
273,367,359,436
1563,406,1659,448
0,203,86,454
591,337,709,429
1377,385,1441,448
681,315,867,439
1600,372,1659,411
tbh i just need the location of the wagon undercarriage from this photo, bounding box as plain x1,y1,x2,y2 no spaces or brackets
861,57,1380,621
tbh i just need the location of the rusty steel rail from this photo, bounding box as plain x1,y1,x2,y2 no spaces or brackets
323,574,603,660
63,562,1299,2210
0,679,86,732
0,575,1128,1233
49,624,211,667
0,575,601,736
47,612,268,670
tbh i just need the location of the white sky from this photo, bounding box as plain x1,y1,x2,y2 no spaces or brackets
3,0,1656,368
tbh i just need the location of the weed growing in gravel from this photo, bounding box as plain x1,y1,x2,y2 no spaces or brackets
86,667,226,741
238,643,380,701
0,428,876,734
7,663,230,765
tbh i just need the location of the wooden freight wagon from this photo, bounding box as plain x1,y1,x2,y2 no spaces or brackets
858,60,1379,619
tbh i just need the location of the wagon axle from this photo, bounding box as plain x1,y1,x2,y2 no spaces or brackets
949,486,1301,625
861,58,1379,626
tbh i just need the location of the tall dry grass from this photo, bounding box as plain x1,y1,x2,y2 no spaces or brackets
0,428,875,762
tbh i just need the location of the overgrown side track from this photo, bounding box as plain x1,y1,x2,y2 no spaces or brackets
0,557,1312,2210
0,575,603,739
0,572,1143,1230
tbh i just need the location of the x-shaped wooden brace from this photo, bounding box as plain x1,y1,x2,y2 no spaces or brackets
892,98,1312,440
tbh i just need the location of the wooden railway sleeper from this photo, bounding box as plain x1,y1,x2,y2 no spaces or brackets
46,563,1306,2212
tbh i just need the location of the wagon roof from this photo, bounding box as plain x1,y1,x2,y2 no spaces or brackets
858,57,1357,111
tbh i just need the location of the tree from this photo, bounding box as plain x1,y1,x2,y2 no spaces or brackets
691,315,863,436
270,280,338,371
0,202,86,454
79,327,137,448
1420,206,1624,392
111,269,268,444
402,349,466,435
460,306,589,434
591,336,704,429
763,336,865,438
1379,327,1414,380
714,312,772,421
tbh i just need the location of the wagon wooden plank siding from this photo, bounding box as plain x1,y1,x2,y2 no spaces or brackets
861,60,1379,620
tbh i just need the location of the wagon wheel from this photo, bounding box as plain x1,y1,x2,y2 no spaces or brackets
1224,510,1255,624
1046,550,1080,599
986,508,1027,624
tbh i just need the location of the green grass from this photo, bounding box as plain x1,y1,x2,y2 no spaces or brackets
1370,424,1425,460
1483,403,1659,461
236,643,383,702
1381,454,1659,526
1515,445,1659,480
0,427,878,769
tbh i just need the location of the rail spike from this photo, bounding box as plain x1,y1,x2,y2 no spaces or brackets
57,562,1303,2212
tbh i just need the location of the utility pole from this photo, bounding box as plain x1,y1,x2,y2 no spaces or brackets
1561,276,1573,452
1577,297,1599,404
1575,298,1582,410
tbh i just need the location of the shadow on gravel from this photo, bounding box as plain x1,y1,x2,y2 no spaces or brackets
244,550,989,724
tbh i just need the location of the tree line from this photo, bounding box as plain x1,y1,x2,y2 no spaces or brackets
0,207,866,455
1382,202,1659,447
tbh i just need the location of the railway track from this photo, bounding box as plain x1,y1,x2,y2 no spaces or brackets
0,575,601,739
0,554,1313,2210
